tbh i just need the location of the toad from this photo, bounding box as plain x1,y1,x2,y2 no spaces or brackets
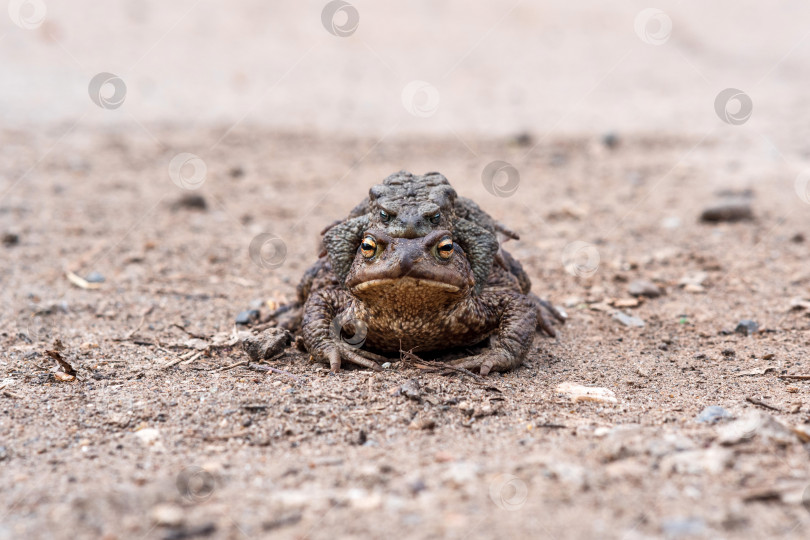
270,171,563,374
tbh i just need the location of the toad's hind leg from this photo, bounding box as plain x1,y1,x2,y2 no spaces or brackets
450,294,537,376
496,248,565,338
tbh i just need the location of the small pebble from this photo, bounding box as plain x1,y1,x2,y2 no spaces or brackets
134,428,161,446
700,199,753,223
735,320,759,336
150,503,184,527
614,298,640,308
660,217,681,229
235,309,260,326
556,382,617,404
721,348,736,357
602,132,620,149
628,279,662,298
511,132,533,147
241,328,291,361
612,310,645,328
695,406,733,423
718,411,797,446
409,415,436,431
407,478,427,495
399,379,422,401
661,517,706,537
679,272,708,287
172,194,207,211
84,271,105,283
2,232,19,246
789,297,810,311
381,362,392,369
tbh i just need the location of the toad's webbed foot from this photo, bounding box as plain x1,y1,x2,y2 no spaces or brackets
310,341,386,373
449,293,537,376
450,349,520,376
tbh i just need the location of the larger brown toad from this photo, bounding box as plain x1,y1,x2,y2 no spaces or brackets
271,171,563,375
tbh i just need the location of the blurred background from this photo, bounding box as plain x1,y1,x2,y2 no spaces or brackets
3,0,810,147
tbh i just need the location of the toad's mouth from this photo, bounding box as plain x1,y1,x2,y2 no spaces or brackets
351,276,461,294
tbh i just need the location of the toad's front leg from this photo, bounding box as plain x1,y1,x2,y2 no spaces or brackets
451,294,537,375
301,288,386,372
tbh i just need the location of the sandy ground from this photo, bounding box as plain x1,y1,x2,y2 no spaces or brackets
1,126,809,540
3,1,810,539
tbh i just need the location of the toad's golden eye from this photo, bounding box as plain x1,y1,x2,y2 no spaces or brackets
360,235,377,258
436,236,453,259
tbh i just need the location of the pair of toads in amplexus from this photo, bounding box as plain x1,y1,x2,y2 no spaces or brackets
267,170,565,375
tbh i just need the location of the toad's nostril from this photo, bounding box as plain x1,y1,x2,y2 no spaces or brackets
398,244,422,275
401,215,421,239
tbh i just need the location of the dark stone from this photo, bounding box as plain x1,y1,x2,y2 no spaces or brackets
602,132,620,149
162,523,217,540
511,132,533,147
735,320,759,336
172,194,207,211
241,328,292,361
2,232,19,246
628,279,662,298
235,309,260,326
700,200,753,223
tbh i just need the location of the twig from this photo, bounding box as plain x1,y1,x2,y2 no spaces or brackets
66,269,102,290
45,349,76,376
182,352,202,366
162,357,184,369
218,360,248,372
162,351,199,370
778,374,810,380
263,365,303,384
746,396,782,412
400,348,485,381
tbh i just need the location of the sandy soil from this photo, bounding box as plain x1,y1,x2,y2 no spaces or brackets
1,125,809,539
